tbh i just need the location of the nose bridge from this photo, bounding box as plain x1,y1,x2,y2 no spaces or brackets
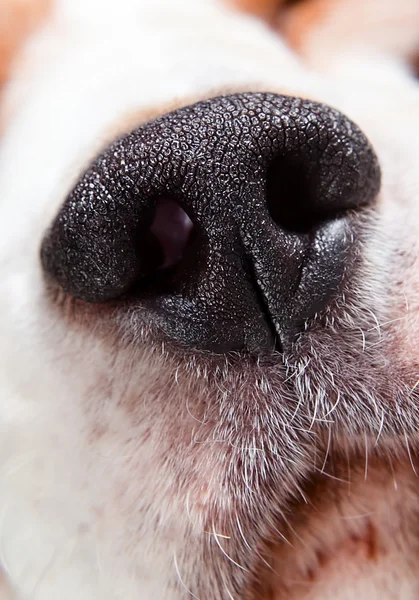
161,97,264,201
152,92,377,222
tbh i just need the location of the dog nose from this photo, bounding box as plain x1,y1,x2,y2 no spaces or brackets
41,93,380,354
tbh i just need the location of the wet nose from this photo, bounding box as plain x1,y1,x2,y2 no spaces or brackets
41,93,380,354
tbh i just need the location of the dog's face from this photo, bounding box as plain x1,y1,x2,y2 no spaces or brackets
0,0,419,598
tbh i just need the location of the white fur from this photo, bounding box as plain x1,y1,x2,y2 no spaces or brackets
0,0,419,598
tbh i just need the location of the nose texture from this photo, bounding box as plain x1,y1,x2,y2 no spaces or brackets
41,93,381,354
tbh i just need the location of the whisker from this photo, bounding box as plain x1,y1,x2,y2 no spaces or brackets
365,308,382,339
410,379,419,395
339,511,375,520
366,315,406,332
308,393,319,432
185,393,206,424
320,427,332,473
386,451,398,492
323,391,341,418
404,432,418,477
364,434,369,481
272,527,293,553
358,327,366,351
173,552,201,600
225,586,236,600
315,468,349,484
211,525,249,572
374,408,386,447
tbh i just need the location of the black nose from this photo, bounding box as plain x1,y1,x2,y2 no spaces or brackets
41,93,380,354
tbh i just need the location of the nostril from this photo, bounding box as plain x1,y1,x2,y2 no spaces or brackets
266,155,354,235
266,157,324,234
147,197,194,271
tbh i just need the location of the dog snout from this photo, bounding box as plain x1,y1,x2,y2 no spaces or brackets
41,93,381,354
